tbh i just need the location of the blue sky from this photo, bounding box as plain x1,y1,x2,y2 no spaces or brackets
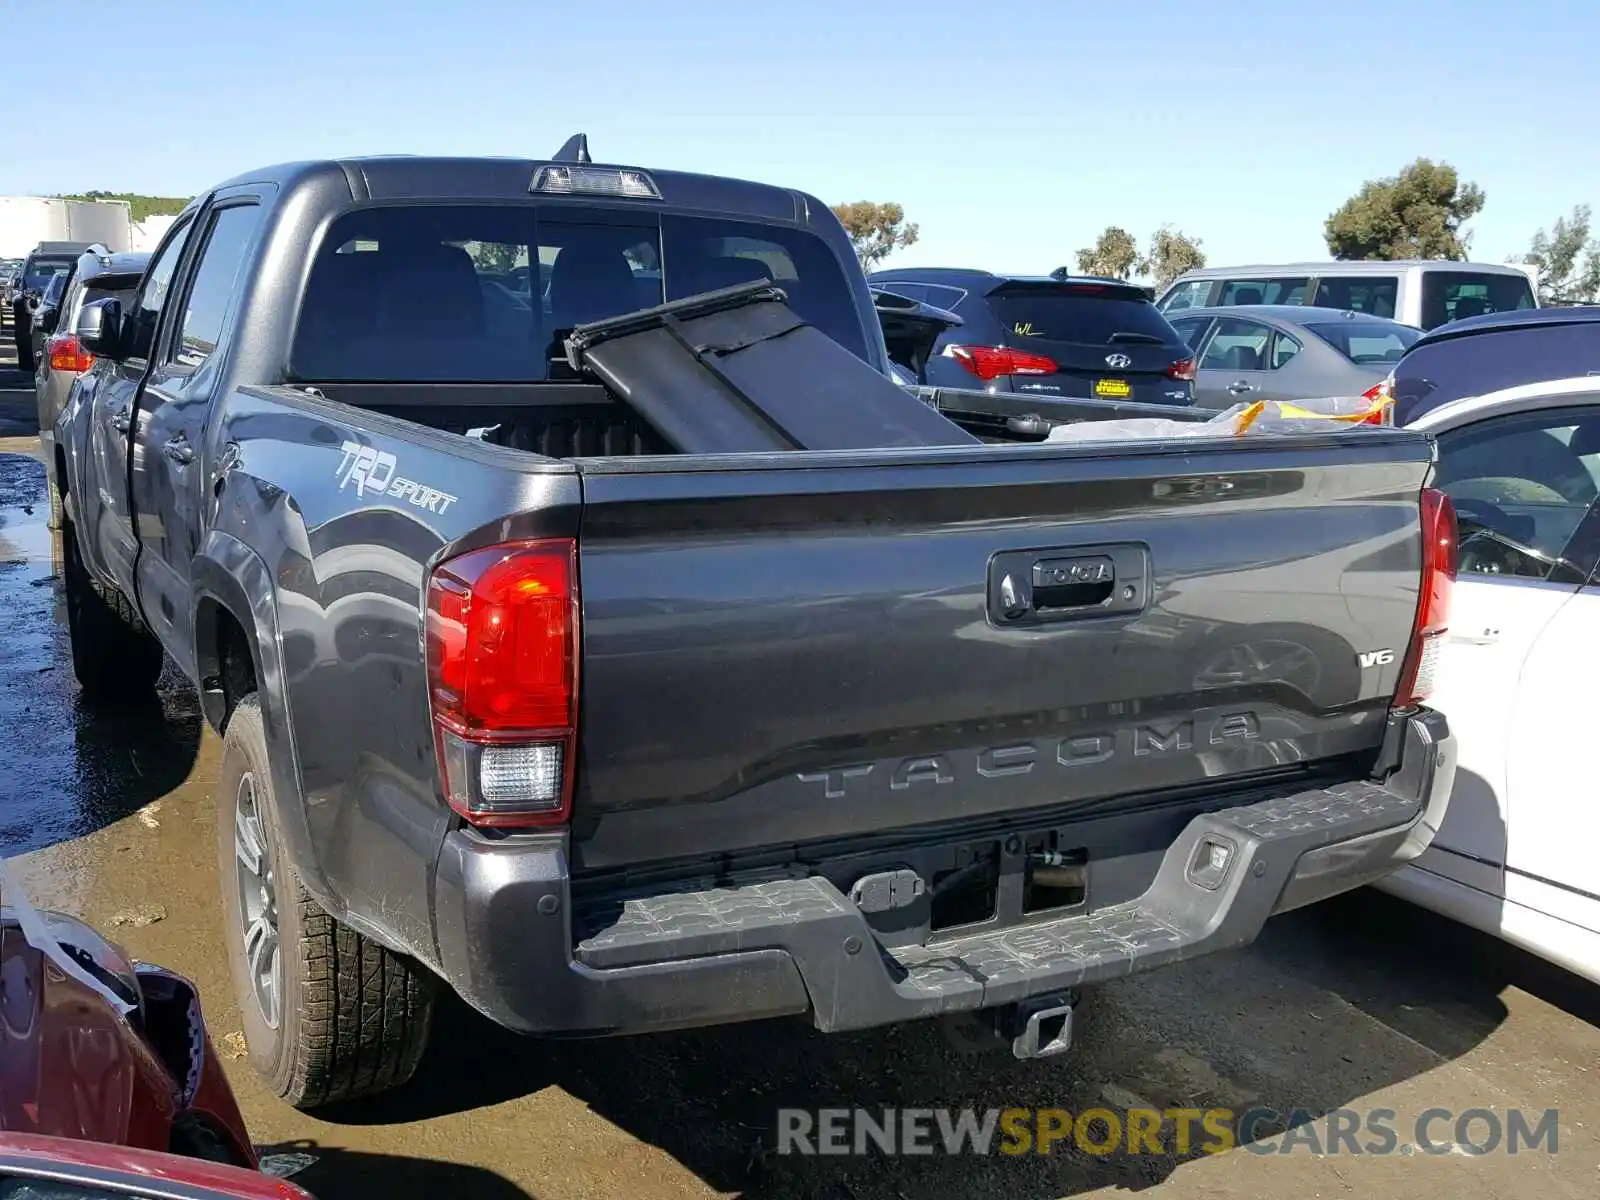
3,0,1596,274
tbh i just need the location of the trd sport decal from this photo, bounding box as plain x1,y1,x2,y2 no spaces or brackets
336,441,459,515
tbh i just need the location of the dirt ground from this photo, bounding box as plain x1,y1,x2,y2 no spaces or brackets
1,343,1596,1199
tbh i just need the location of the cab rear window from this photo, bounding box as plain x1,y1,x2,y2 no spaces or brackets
290,204,868,381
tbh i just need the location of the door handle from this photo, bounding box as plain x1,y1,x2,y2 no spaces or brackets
108,407,130,433
1227,381,1254,394
163,435,194,466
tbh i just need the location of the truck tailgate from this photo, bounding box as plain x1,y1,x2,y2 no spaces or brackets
568,433,1433,874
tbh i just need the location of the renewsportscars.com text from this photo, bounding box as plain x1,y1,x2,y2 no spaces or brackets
776,1106,1560,1158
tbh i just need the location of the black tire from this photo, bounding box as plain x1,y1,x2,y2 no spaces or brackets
61,517,164,700
216,695,436,1109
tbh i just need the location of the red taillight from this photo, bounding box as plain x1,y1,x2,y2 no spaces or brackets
47,334,94,374
1393,488,1456,709
947,344,1059,381
1360,377,1396,425
1166,357,1197,382
424,538,579,828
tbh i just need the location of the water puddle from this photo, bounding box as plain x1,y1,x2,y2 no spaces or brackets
0,453,203,856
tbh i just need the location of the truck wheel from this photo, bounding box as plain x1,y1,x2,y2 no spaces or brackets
216,695,436,1109
61,518,164,700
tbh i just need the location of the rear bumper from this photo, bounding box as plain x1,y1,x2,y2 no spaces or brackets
432,708,1454,1036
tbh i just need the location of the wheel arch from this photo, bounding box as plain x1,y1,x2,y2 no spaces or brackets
191,535,338,911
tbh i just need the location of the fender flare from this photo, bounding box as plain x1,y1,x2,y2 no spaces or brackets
189,533,338,913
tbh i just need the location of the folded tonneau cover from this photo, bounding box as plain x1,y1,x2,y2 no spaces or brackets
563,282,980,453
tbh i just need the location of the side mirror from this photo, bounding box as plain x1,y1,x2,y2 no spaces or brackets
76,297,124,360
34,304,58,334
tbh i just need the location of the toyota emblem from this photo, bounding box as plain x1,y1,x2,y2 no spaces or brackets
1104,353,1133,369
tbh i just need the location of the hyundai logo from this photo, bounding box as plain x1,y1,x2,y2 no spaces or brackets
1104,353,1133,369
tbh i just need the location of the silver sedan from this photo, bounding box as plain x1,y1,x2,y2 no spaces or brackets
1166,304,1421,409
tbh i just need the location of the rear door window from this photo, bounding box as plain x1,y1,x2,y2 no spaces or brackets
1271,331,1302,369
1216,277,1308,307
1199,317,1272,371
291,205,868,381
1421,272,1536,329
1310,275,1399,318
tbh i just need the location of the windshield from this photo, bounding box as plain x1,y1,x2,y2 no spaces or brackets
1303,320,1420,365
988,286,1183,346
1420,271,1536,329
290,204,868,381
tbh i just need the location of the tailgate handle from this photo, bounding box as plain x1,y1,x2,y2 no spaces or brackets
990,544,1149,627
1029,555,1116,611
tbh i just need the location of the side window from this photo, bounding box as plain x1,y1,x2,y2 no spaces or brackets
125,219,194,362
922,284,967,310
1169,316,1212,353
875,281,930,304
1159,279,1211,312
1310,275,1398,318
173,205,263,370
1217,277,1308,307
1271,331,1302,369
1434,407,1600,580
1199,318,1271,372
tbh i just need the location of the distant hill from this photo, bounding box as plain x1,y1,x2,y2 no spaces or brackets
56,191,190,223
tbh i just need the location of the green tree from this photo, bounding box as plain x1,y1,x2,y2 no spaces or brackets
831,201,919,270
1325,159,1486,261
1072,225,1140,280
57,190,190,223
1518,205,1600,304
1141,226,1206,291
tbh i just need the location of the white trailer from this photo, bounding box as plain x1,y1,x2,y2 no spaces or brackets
0,196,133,257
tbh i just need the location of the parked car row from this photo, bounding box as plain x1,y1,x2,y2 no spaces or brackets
28,246,150,524
6,241,96,369
0,258,24,308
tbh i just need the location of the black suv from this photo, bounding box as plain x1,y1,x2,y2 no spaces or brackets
867,267,1196,405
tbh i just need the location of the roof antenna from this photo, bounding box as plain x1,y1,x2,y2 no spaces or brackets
553,133,591,164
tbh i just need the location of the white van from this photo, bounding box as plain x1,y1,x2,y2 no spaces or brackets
1156,260,1538,331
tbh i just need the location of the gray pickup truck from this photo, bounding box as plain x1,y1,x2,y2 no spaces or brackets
54,143,1458,1109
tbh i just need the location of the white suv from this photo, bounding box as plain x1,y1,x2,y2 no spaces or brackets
1157,260,1538,331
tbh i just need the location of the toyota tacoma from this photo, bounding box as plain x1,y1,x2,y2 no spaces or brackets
54,138,1458,1107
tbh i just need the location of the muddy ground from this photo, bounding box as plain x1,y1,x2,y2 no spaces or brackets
1,333,1597,1198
